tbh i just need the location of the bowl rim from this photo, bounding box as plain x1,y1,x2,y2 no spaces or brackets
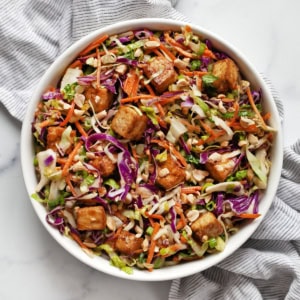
20,17,283,281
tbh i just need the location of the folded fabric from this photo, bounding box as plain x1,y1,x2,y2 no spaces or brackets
0,0,186,121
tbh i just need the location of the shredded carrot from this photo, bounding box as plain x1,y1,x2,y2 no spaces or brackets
38,120,51,128
181,70,208,77
69,59,82,69
263,112,271,121
151,139,187,167
69,231,89,250
181,186,202,194
120,94,155,104
123,68,139,97
143,81,156,96
112,226,123,240
157,116,167,128
155,103,165,118
195,76,203,91
79,48,118,60
237,213,261,219
96,48,101,90
246,87,268,130
59,101,75,127
184,25,192,32
200,120,216,137
146,222,160,266
203,48,217,59
159,42,177,61
152,48,164,58
75,121,88,138
227,101,240,125
164,32,187,50
176,219,185,230
174,46,195,59
175,204,187,229
160,244,185,258
180,235,188,244
65,175,77,197
56,157,67,165
141,81,165,117
220,97,236,103
148,216,155,228
178,118,201,133
79,34,109,56
231,122,259,133
146,212,164,221
62,141,83,177
196,130,225,145
159,93,183,106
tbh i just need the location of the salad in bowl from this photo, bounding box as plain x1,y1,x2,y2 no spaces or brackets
21,19,282,280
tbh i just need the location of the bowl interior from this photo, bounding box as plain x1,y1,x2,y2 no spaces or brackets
21,18,283,281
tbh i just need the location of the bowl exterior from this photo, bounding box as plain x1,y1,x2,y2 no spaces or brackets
21,18,283,281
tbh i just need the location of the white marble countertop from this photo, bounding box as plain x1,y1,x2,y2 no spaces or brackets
1,1,299,299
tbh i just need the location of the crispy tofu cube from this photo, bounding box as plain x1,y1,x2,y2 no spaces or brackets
85,86,113,113
191,212,223,241
76,206,106,231
156,155,186,190
212,58,240,93
111,106,148,141
90,154,116,177
115,230,143,255
143,56,177,93
47,126,75,154
205,157,235,182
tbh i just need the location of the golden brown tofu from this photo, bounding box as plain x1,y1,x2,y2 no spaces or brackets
111,105,148,141
76,206,107,231
156,155,186,190
191,212,223,241
90,154,116,177
47,126,75,154
212,58,240,93
115,230,143,256
85,86,113,113
143,56,177,93
205,158,235,182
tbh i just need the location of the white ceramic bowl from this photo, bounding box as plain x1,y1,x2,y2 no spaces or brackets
21,18,283,281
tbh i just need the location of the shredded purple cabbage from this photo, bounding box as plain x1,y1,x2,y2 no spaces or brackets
169,206,177,233
85,133,137,200
134,29,153,40
225,191,259,214
180,95,194,108
116,57,139,67
42,90,63,100
46,206,64,232
44,154,54,166
102,77,117,94
77,75,96,85
215,193,224,215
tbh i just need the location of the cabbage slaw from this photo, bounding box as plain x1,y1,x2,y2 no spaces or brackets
31,25,274,273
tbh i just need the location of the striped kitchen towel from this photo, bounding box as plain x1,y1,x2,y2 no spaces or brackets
0,0,186,121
